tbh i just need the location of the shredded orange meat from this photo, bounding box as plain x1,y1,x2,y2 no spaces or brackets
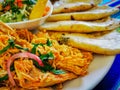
0,29,93,89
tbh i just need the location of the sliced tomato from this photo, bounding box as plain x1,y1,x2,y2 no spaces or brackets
14,0,23,8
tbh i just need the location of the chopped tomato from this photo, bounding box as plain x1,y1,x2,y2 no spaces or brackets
43,6,50,16
4,5,10,11
15,0,23,8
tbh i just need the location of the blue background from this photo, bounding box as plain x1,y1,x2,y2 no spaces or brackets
93,0,120,90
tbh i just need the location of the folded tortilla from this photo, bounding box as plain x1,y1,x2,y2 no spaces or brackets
40,17,120,33
53,2,95,14
49,29,120,55
47,6,119,21
61,0,102,5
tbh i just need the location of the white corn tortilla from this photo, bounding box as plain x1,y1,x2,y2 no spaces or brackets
47,6,119,21
49,29,120,55
53,2,95,14
40,17,120,33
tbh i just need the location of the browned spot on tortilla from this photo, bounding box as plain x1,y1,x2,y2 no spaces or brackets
91,3,95,7
71,15,75,20
64,7,68,9
62,33,65,35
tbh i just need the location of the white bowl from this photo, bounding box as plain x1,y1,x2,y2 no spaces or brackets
6,0,53,30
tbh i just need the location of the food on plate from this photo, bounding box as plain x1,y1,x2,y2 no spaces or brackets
49,29,120,55
29,0,48,20
46,0,120,55
0,22,93,89
52,2,95,14
0,0,50,23
0,87,53,90
0,0,119,89
46,6,119,21
40,17,120,33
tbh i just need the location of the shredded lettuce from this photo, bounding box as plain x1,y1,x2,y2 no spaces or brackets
0,0,36,23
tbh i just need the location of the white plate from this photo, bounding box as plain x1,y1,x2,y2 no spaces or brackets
63,54,115,90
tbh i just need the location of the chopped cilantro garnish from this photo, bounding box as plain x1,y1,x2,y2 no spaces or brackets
23,0,37,5
0,64,14,82
47,52,54,59
31,43,43,54
31,43,39,54
0,45,11,54
31,39,52,54
0,39,14,54
0,74,8,82
8,39,15,48
33,60,66,74
116,27,120,33
46,39,52,46
40,52,54,61
51,69,66,74
33,51,65,74
0,39,29,54
15,45,29,51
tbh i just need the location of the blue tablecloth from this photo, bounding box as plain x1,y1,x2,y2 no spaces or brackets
93,0,120,90
93,54,120,90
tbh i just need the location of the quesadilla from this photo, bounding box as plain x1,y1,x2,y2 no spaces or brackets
61,0,102,5
53,2,95,14
40,17,120,33
49,29,120,55
47,6,119,21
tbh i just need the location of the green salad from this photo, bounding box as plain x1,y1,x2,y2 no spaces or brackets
0,0,37,23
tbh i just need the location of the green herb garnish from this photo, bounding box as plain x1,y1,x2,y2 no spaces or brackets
23,0,37,5
0,45,11,54
51,69,66,74
39,52,54,61
33,51,65,74
0,39,29,54
46,39,52,46
15,45,29,51
0,74,8,82
33,60,65,74
0,39,14,54
31,39,52,54
116,27,120,33
31,43,43,54
0,64,15,82
8,39,15,48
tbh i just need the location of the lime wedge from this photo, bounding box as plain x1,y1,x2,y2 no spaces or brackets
29,0,48,20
